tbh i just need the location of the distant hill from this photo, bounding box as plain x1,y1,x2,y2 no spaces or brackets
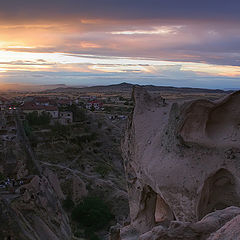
44,82,231,94
0,84,68,92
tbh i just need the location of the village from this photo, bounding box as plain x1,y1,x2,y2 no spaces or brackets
1,93,131,124
0,93,132,197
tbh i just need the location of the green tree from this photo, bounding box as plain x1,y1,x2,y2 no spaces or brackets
71,196,113,232
26,111,51,126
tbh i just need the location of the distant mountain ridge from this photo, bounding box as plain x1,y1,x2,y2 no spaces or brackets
43,82,231,94
0,84,68,92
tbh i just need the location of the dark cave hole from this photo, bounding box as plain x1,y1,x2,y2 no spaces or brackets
197,168,240,220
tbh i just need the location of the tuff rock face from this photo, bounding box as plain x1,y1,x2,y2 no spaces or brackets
0,109,72,240
120,86,240,239
0,174,72,240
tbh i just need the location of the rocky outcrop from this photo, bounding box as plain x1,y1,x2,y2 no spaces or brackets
44,168,65,200
207,214,240,240
0,115,72,239
121,87,240,239
72,174,88,202
137,207,240,240
0,175,72,240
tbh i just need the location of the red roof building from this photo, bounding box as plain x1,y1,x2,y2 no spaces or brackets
22,102,59,118
86,100,103,110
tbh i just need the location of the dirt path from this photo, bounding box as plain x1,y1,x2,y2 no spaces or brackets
16,116,42,174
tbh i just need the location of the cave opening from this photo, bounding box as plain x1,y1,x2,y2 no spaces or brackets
154,194,174,223
137,186,174,233
197,168,240,220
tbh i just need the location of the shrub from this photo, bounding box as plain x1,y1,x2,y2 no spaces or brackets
23,121,32,136
26,111,51,126
29,134,38,148
95,163,112,177
51,122,70,136
85,231,100,240
62,195,75,211
64,145,79,154
94,141,102,148
71,196,113,232
71,133,97,146
0,172,5,181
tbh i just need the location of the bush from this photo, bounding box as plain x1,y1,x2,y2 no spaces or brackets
26,111,51,126
29,134,38,148
71,196,113,232
64,145,79,154
23,121,32,136
85,231,100,240
94,141,102,148
0,172,5,181
95,163,112,177
62,195,75,211
64,104,86,122
51,122,71,136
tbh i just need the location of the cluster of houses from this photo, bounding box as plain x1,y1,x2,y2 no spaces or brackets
0,94,128,128
75,95,104,111
21,97,73,125
0,95,105,126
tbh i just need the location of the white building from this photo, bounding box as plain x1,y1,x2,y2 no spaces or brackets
59,111,73,125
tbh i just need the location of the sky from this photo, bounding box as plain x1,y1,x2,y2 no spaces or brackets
0,0,240,89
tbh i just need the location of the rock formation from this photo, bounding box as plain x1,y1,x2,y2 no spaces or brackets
0,113,72,239
120,86,240,239
0,175,72,240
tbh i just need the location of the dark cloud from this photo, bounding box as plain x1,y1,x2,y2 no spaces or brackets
1,0,240,88
0,0,240,22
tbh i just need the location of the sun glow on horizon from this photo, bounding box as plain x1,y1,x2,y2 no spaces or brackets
0,13,239,88
0,49,239,80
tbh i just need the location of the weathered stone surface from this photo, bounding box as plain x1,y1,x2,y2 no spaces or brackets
44,168,65,200
0,174,72,240
109,223,121,240
207,214,240,240
119,207,240,240
121,87,240,239
72,174,88,202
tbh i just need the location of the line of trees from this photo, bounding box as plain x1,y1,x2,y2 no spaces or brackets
26,111,51,126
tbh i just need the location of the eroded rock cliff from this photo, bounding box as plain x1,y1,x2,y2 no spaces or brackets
0,114,72,240
0,174,72,240
120,86,240,239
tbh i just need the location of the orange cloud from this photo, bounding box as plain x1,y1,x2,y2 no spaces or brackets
80,42,101,49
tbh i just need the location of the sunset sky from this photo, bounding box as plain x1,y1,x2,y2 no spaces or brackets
0,0,240,89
